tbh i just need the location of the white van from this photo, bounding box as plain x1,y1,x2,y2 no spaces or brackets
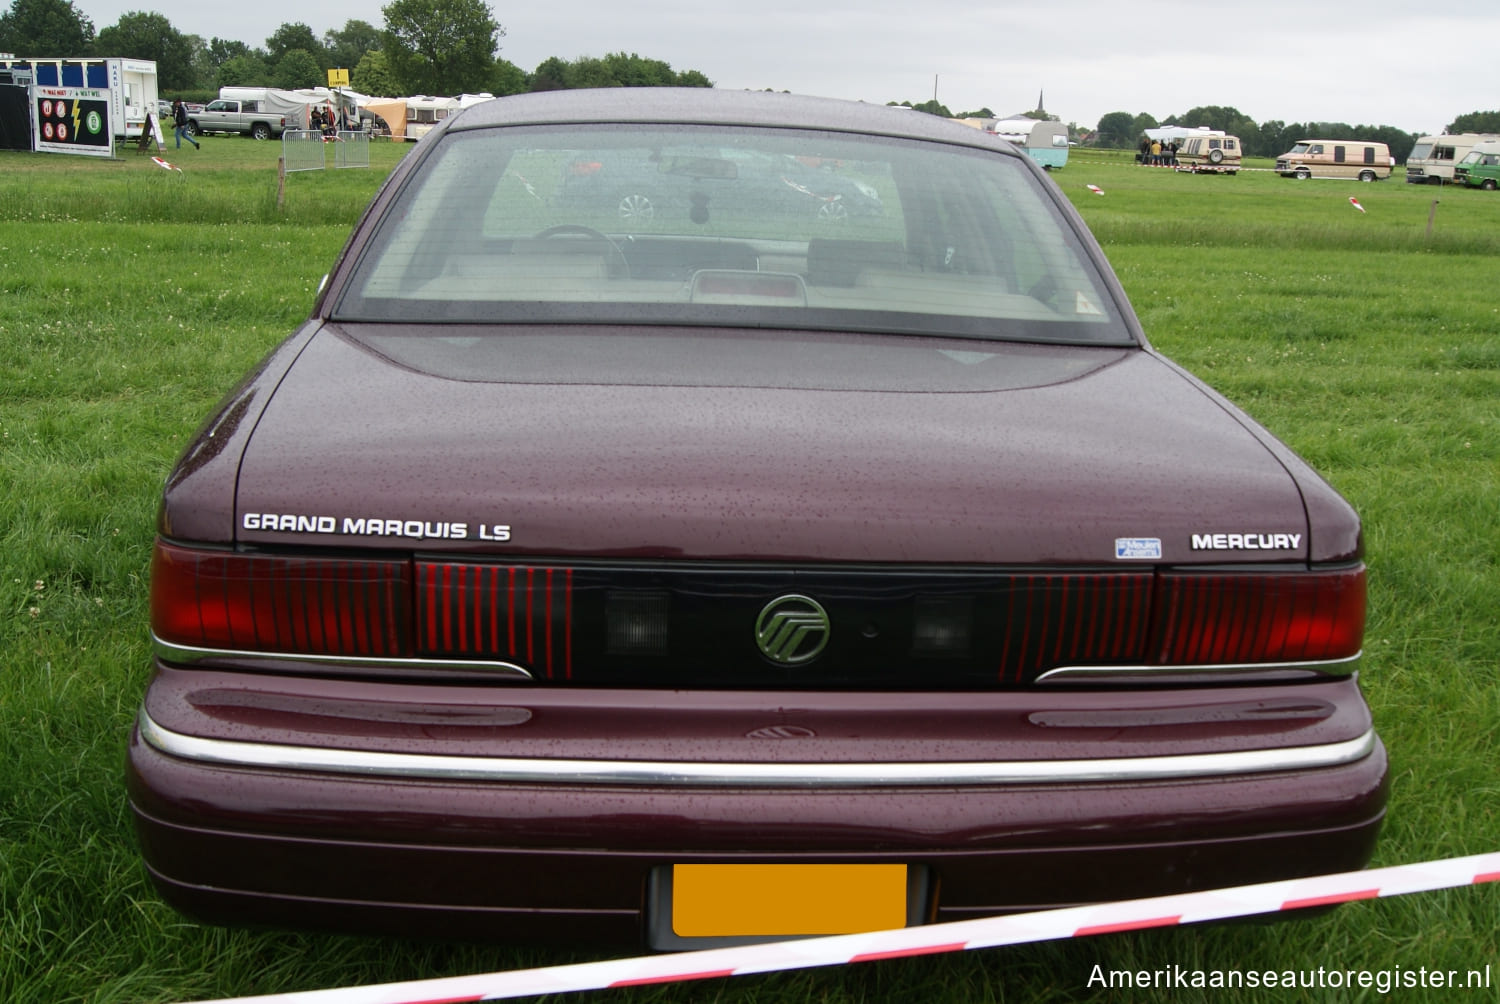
1276,140,1392,181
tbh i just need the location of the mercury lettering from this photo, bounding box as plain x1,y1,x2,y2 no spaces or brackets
1191,532,1302,551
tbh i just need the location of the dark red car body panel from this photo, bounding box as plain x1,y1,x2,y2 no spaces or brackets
169,323,1359,566
130,667,1386,941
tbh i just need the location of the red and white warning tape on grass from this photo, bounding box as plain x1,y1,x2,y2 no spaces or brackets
198,851,1500,1004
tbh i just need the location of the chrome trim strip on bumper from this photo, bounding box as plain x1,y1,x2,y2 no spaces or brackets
154,635,1358,688
137,710,1377,789
152,635,533,679
1034,652,1362,684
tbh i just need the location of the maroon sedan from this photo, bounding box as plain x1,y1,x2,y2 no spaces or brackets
128,88,1386,948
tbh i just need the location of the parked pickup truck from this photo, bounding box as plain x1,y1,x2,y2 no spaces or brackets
187,99,288,140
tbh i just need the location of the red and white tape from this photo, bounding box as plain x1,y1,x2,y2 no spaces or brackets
196,851,1500,1003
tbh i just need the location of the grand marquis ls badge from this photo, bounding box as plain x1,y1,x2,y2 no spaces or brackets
755,594,830,665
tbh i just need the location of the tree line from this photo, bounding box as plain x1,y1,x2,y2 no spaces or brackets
0,0,712,97
1091,106,1500,163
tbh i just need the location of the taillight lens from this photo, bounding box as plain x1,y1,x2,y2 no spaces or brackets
997,573,1154,682
414,561,573,677
1151,566,1365,665
151,540,411,658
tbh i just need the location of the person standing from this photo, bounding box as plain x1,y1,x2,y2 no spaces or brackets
172,99,199,150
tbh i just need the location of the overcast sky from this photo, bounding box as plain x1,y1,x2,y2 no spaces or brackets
72,1,1496,135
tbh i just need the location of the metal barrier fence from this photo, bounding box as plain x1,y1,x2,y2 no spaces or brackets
333,130,370,169
281,129,325,173
281,129,372,172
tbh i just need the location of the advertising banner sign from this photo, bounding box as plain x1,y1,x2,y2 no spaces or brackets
34,86,114,157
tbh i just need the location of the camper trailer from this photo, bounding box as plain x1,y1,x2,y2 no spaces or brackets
404,95,460,141
1175,133,1242,174
1276,140,1393,181
1405,133,1500,184
0,56,158,138
1139,125,1239,172
989,118,1069,170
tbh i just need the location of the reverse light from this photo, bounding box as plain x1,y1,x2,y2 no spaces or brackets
605,591,671,657
911,596,973,658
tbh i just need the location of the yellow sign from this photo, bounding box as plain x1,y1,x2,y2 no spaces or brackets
327,68,350,88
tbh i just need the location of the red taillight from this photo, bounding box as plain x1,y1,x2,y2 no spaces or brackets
415,561,573,678
151,540,411,658
568,160,604,176
1151,566,1365,665
997,573,1154,682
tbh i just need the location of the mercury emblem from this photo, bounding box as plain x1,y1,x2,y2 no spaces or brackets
755,594,830,665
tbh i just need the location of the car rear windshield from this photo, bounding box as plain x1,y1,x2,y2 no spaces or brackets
333,123,1132,345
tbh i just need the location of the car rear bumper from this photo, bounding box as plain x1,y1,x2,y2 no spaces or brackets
127,666,1388,945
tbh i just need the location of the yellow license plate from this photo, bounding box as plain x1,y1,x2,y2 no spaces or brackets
671,863,909,938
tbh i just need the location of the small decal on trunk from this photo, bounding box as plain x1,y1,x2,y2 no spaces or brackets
1115,538,1162,560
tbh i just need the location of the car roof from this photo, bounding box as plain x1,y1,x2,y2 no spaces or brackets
446,87,1018,155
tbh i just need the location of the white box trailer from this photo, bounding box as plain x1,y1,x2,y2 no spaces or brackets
0,56,158,138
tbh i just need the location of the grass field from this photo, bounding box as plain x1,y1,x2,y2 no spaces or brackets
1,136,1497,1003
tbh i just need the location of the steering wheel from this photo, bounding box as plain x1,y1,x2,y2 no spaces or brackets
533,224,629,277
